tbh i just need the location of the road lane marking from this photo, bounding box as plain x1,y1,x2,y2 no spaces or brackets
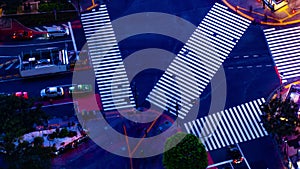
40,101,74,108
0,56,18,58
0,40,72,47
35,27,44,32
5,62,15,70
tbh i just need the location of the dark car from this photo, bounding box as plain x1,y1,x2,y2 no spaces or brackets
228,145,243,164
11,30,33,40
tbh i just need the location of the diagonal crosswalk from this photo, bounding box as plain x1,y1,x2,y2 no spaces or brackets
264,26,300,83
81,5,135,111
146,3,251,119
183,98,268,151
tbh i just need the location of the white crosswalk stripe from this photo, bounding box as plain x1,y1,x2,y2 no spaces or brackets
146,3,251,119
81,5,135,112
183,98,268,151
264,26,300,82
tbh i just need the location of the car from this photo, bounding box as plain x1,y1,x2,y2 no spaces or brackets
11,30,33,40
46,26,68,39
228,145,243,164
15,92,29,99
68,84,92,95
40,86,64,99
0,92,28,99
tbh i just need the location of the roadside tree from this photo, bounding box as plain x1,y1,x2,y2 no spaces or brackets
0,94,51,169
163,132,208,169
261,97,300,142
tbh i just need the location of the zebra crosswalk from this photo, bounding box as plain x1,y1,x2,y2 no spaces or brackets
146,3,251,119
81,5,135,112
264,26,300,83
183,98,268,151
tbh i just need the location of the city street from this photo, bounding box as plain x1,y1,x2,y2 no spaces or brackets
0,0,297,168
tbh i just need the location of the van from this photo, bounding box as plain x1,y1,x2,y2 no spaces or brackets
46,26,68,39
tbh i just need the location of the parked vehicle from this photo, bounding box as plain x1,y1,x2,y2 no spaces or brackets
11,30,33,40
40,86,64,99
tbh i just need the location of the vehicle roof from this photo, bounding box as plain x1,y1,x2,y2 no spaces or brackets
46,87,59,92
46,26,65,32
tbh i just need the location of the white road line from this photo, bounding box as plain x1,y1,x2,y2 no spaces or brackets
0,56,18,58
39,101,74,108
5,62,15,70
0,40,72,47
34,27,44,32
62,24,68,28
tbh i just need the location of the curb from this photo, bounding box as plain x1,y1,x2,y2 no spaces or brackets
222,0,300,26
266,77,300,104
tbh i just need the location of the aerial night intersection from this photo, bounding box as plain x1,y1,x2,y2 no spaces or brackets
1,0,300,169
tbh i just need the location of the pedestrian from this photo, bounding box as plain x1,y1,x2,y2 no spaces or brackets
264,13,268,21
249,5,253,13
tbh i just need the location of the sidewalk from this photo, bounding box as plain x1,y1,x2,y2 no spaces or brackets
222,0,300,26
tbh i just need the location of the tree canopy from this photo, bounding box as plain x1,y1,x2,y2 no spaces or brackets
163,132,208,169
0,94,51,169
261,97,300,139
0,94,48,143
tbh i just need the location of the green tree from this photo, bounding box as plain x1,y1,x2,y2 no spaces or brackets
0,95,48,144
261,97,300,141
163,132,208,169
0,94,51,169
0,0,22,14
8,145,52,169
33,137,44,147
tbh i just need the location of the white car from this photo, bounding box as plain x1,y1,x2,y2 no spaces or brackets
40,87,64,99
46,26,68,39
